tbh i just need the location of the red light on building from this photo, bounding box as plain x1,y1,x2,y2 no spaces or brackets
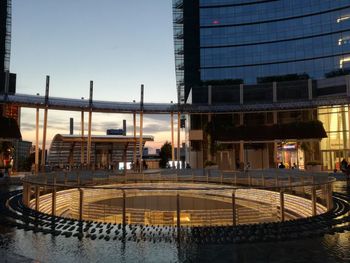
212,20,220,25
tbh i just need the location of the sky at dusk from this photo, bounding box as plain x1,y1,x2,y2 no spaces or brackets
10,0,181,151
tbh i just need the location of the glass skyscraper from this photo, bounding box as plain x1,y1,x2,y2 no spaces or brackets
173,0,350,170
0,0,15,95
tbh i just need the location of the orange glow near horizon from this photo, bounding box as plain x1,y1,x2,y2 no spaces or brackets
20,108,185,154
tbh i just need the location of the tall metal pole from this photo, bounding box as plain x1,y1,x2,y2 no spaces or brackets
41,76,50,171
87,81,93,168
171,112,175,167
133,112,137,169
81,111,85,166
139,85,144,172
35,107,40,174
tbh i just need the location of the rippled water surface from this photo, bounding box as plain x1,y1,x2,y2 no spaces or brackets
0,182,349,263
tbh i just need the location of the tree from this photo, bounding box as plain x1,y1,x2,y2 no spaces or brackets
159,141,172,168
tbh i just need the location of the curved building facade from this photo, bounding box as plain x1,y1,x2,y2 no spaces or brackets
173,0,350,170
200,0,350,84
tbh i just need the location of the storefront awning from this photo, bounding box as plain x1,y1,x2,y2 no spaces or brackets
212,121,327,141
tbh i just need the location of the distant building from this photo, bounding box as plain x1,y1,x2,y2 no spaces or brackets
143,147,149,157
106,129,124,136
0,116,31,172
47,134,154,169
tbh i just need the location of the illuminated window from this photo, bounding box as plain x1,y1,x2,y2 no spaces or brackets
337,15,350,23
338,36,350,45
339,57,350,68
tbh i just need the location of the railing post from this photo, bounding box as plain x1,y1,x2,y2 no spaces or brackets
262,174,265,187
52,174,56,216
280,190,285,222
176,193,180,230
35,186,40,211
77,171,80,185
29,184,32,206
232,191,236,226
311,186,317,216
288,176,292,191
122,190,126,227
220,171,223,184
79,188,84,221
64,172,68,185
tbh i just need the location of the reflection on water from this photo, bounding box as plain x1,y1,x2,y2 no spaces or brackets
0,182,349,263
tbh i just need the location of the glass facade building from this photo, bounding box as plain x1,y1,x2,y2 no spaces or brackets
173,0,350,170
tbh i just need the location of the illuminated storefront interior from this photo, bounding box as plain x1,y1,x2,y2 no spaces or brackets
318,105,349,171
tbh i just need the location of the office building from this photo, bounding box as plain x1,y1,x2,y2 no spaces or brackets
0,0,19,123
173,0,350,170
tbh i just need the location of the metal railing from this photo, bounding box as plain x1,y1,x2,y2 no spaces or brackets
22,169,335,227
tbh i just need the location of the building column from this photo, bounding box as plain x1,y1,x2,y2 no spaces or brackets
207,86,212,162
81,111,84,165
274,140,279,167
308,79,313,100
273,82,277,103
239,84,244,105
35,107,40,174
